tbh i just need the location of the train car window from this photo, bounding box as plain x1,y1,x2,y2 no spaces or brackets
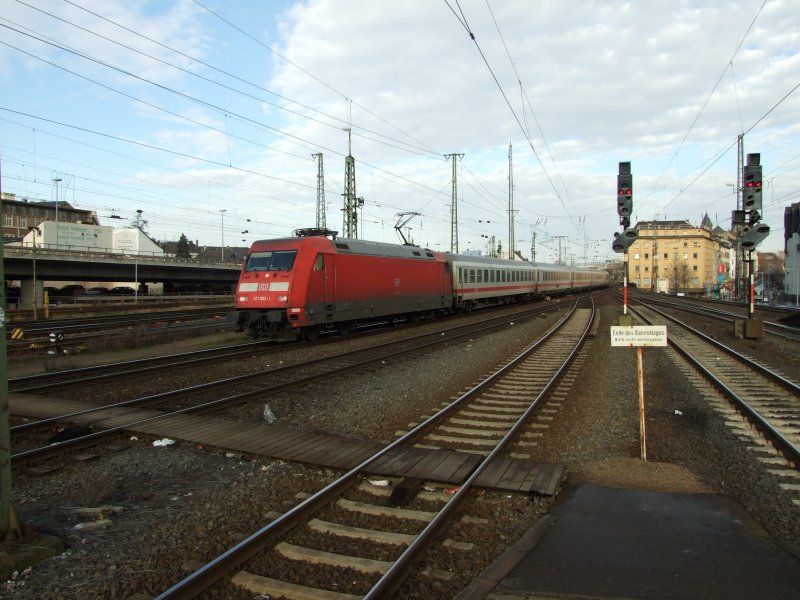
458,267,463,284
484,269,489,282
245,250,298,272
313,254,324,271
469,269,476,284
477,270,483,283
244,251,272,272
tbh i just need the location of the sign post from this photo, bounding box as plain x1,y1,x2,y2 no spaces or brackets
610,325,668,461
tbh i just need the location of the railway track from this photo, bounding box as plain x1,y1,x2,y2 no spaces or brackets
628,299,800,506
153,300,595,598
9,339,277,394
10,299,575,466
628,290,800,342
6,306,236,355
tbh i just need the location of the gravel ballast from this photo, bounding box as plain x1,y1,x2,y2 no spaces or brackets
3,293,799,598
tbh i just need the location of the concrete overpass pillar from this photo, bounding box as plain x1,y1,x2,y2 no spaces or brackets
19,279,44,310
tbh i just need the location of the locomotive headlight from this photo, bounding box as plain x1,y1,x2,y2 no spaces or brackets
238,296,248,302
277,295,288,302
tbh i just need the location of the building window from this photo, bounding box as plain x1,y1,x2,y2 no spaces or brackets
663,253,668,259
683,253,688,259
693,253,698,259
684,242,688,247
635,266,640,272
634,253,640,259
644,266,649,272
644,253,649,259
4,216,12,227
693,265,698,271
19,217,27,229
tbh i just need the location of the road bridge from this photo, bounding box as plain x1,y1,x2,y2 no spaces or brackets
4,246,241,308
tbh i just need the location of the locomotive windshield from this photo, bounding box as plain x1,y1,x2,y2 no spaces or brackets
245,250,297,272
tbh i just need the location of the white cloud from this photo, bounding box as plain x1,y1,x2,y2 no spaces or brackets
1,0,797,258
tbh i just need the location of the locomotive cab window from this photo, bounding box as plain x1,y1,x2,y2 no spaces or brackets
245,250,298,272
313,254,324,271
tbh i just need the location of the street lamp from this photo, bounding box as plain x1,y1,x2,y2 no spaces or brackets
52,176,62,249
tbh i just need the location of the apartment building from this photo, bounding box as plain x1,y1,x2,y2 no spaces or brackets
626,217,731,296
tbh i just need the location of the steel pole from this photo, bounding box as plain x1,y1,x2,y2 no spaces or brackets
1,160,23,542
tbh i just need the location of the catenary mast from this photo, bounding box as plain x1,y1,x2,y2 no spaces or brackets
313,153,326,230
508,143,515,259
445,153,464,253
342,129,359,238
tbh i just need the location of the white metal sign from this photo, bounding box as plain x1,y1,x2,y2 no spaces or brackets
610,325,667,347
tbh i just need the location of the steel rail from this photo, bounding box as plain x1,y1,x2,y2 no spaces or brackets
9,340,277,394
364,299,595,599
634,299,800,394
154,300,593,599
11,300,575,461
629,302,800,467
626,292,800,342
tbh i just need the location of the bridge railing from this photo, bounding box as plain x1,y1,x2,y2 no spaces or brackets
4,245,243,267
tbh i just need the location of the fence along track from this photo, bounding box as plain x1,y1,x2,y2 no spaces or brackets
156,300,595,600
629,301,800,506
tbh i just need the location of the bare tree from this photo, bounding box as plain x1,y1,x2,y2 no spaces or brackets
671,260,691,292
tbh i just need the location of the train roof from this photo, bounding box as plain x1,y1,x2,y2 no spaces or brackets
251,236,440,260
445,253,535,268
331,238,439,259
445,254,605,273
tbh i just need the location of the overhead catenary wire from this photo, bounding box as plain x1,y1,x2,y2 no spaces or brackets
443,0,581,235
1,3,473,245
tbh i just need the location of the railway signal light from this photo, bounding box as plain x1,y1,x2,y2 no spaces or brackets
741,222,770,251
743,153,762,213
617,162,633,227
612,227,639,253
48,330,65,355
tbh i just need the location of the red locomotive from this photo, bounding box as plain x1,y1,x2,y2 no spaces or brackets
235,229,608,340
235,230,452,340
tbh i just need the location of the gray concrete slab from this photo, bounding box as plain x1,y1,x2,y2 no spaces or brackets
464,483,800,600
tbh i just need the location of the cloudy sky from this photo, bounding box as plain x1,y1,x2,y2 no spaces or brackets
1,0,798,263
